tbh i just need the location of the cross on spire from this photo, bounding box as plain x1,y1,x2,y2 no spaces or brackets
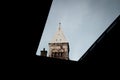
59,22,61,31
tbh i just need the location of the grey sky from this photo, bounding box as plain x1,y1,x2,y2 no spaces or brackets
36,0,120,61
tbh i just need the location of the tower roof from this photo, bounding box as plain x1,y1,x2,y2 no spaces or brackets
50,23,68,43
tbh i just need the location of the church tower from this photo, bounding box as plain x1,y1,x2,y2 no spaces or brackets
48,23,69,60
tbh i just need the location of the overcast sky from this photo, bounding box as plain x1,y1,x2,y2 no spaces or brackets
36,0,120,61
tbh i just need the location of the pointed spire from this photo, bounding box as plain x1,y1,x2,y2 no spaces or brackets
50,23,68,43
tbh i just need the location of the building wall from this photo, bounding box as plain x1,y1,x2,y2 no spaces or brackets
49,43,69,60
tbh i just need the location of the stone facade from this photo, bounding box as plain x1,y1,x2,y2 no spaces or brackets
49,43,69,60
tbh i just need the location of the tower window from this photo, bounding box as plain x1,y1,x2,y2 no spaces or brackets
61,53,63,57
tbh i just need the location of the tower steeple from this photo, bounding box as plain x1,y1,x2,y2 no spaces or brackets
48,23,69,60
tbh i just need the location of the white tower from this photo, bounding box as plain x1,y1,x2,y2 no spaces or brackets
48,23,69,60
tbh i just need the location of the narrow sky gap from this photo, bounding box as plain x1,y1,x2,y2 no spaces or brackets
36,0,120,61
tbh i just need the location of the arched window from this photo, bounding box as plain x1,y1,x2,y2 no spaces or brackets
54,52,56,57
61,52,63,57
51,53,54,57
